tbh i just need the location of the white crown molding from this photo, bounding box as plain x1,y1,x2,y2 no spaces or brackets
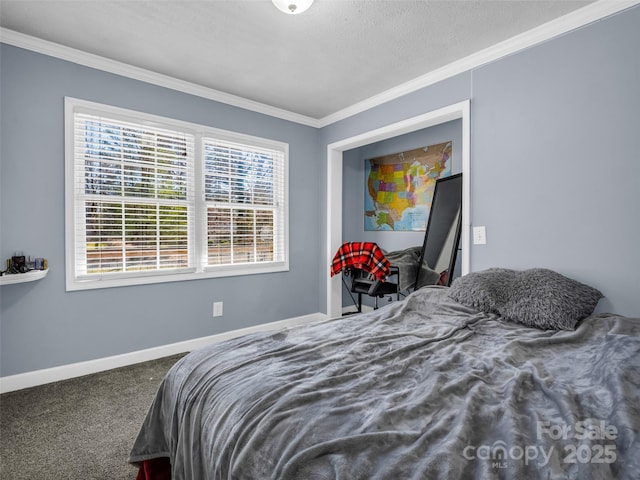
0,28,322,128
316,0,640,127
1,0,638,128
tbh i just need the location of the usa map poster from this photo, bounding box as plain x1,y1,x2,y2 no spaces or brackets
364,141,452,231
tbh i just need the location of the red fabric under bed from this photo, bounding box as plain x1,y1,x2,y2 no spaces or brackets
136,458,171,480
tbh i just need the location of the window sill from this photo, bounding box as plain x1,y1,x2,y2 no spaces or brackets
66,262,289,291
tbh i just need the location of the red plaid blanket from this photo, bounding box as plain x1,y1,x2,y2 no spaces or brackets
330,242,390,281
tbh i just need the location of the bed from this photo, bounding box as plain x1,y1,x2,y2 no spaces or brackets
129,268,640,479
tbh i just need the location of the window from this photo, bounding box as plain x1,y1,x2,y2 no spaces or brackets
65,98,288,291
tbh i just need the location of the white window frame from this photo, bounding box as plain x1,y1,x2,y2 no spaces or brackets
65,97,289,291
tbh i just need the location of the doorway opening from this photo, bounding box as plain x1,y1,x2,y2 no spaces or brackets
326,100,471,318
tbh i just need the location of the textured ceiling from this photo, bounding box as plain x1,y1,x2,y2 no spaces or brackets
1,0,596,120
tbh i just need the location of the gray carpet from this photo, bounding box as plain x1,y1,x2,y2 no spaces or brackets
1,354,185,480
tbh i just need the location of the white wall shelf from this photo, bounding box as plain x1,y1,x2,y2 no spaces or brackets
0,269,48,286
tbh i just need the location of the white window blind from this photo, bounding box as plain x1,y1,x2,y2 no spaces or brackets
203,139,286,268
65,98,289,291
72,112,196,279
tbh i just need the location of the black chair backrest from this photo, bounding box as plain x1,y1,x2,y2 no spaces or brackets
414,173,463,289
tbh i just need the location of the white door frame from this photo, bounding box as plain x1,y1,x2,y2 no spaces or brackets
326,100,471,318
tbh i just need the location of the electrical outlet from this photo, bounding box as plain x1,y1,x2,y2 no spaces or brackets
473,226,487,245
213,301,223,317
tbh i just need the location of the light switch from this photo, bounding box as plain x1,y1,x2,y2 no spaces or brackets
473,226,487,245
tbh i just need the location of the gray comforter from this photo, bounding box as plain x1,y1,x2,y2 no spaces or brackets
130,287,640,479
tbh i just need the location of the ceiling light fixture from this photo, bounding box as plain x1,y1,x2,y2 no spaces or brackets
272,0,314,15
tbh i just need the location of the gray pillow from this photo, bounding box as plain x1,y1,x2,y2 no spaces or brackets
500,268,603,330
448,268,603,330
448,268,516,313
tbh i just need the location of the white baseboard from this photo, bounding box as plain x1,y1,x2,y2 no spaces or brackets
0,312,327,394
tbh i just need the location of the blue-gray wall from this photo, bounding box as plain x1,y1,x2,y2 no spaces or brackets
342,120,462,252
0,45,321,377
320,5,640,318
469,7,640,316
2,5,639,377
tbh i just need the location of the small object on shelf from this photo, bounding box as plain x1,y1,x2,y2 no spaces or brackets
0,252,49,285
11,255,27,273
3,253,48,274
